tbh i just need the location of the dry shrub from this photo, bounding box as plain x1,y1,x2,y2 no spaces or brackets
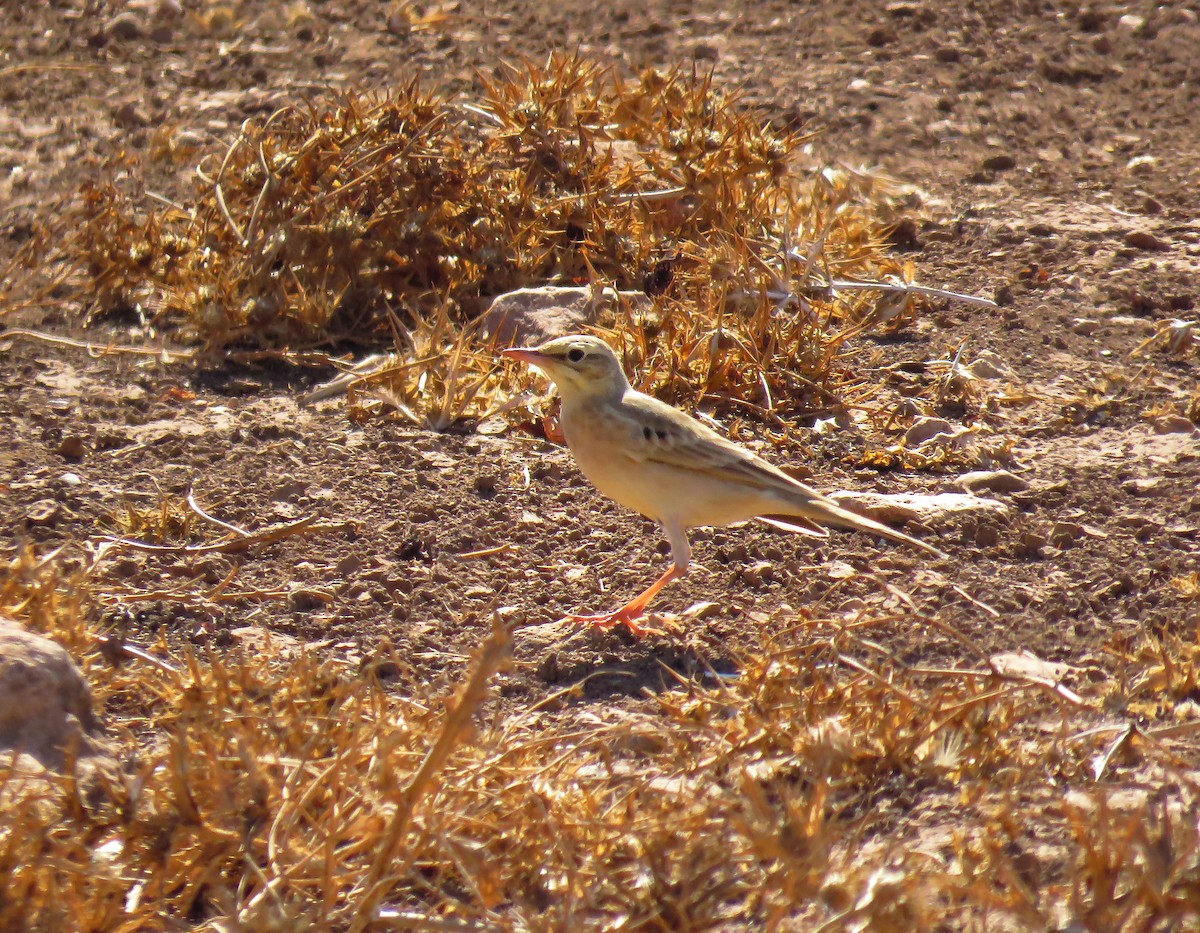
20,55,935,426
4,548,1200,929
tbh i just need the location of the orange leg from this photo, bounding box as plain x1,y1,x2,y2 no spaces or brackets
566,521,691,637
567,564,686,636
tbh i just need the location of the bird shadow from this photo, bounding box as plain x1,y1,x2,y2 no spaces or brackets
515,619,740,701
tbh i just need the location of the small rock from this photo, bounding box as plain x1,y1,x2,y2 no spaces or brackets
420,450,457,470
830,491,1009,525
934,45,961,63
956,470,1029,494
741,560,775,585
537,650,560,683
905,417,955,446
25,500,60,527
114,102,149,128
482,286,649,346
1126,155,1157,176
56,434,87,460
967,353,1009,379
974,523,1001,548
1117,13,1146,33
865,27,895,47
1124,230,1169,251
1072,318,1101,335
335,554,363,576
1049,522,1084,548
680,601,721,620
1151,415,1197,435
1122,477,1164,495
286,590,333,611
982,153,1016,172
0,619,99,769
105,12,145,40
1117,514,1160,531
1017,530,1047,557
229,626,303,658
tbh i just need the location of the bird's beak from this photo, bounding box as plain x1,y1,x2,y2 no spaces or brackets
501,347,542,365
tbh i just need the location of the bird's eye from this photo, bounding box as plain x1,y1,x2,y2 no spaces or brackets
566,348,585,363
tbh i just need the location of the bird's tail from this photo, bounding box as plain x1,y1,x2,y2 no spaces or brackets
767,499,946,558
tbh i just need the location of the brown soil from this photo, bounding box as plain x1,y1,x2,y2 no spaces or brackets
2,0,1199,926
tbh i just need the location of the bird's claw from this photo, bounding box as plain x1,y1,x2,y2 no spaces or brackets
564,609,659,638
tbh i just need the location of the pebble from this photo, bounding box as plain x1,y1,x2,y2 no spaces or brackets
956,470,1030,494
56,434,87,460
973,523,1001,548
105,12,145,40
1017,530,1047,556
25,500,60,527
905,417,954,446
1151,415,1197,435
865,27,895,47
114,102,149,128
1124,230,1169,251
294,590,340,611
981,153,1016,172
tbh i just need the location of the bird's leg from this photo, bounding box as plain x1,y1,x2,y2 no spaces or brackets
567,522,690,636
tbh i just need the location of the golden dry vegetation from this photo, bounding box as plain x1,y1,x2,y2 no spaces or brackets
3,47,1200,933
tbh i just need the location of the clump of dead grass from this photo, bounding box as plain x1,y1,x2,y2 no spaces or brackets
3,547,1200,929
7,54,969,433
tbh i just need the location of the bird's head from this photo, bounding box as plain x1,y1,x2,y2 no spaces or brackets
502,334,630,405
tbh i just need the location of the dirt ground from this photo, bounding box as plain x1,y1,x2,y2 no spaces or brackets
2,0,1199,927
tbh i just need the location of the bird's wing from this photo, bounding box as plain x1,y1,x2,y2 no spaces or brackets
615,391,831,504
615,391,946,558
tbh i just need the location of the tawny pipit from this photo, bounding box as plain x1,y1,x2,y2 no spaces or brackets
503,335,945,635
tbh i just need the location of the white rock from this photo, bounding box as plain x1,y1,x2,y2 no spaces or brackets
830,491,1010,524
481,285,650,346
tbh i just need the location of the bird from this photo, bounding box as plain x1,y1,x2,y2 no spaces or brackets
502,334,945,635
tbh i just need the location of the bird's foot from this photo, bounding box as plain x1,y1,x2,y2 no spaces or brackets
564,608,660,638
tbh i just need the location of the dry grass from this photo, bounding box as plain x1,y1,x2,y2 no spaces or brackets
6,54,961,436
6,52,1197,932
4,546,1200,930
